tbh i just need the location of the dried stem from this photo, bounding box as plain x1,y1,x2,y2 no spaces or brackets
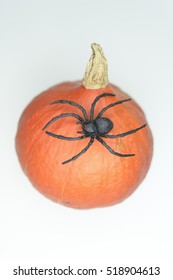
82,43,109,89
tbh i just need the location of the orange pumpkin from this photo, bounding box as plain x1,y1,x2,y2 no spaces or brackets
16,43,153,209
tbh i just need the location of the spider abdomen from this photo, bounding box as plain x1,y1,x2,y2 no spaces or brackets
95,117,113,135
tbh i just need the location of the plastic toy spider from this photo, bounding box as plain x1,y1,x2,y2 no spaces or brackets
42,93,146,164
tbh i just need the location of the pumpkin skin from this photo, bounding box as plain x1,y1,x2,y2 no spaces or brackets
16,81,153,209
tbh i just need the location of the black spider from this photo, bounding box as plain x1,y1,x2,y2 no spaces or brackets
42,93,146,164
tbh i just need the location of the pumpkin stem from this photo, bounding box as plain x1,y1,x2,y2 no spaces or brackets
82,43,109,89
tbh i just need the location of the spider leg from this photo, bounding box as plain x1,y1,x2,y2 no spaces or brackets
102,124,147,138
45,131,87,141
51,100,89,122
90,93,115,121
96,98,131,119
96,137,135,157
62,137,94,164
42,113,84,130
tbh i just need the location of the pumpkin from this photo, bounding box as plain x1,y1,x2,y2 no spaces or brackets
16,43,153,209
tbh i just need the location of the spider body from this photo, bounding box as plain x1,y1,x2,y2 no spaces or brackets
81,117,114,137
43,93,147,164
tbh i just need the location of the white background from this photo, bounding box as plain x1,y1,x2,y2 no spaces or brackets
0,0,173,279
